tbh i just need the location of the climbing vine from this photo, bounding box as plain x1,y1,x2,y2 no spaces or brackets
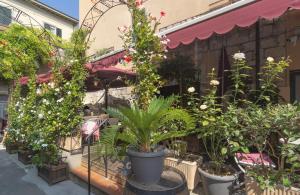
120,0,168,109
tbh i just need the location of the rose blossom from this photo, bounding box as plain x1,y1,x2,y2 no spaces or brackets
38,113,44,119
210,80,220,86
187,87,195,93
267,57,274,62
200,105,208,110
233,52,246,60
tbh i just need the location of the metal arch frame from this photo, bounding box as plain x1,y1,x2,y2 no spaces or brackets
0,0,61,55
80,0,149,45
80,0,128,44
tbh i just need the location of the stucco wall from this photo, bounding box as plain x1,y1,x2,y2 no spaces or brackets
79,0,233,56
0,0,76,40
173,10,300,102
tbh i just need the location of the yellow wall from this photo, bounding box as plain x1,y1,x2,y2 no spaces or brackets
79,0,232,56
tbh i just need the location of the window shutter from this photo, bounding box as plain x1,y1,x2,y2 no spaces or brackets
0,6,11,26
44,23,51,30
56,28,62,38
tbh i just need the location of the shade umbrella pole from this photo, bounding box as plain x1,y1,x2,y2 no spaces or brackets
105,84,109,110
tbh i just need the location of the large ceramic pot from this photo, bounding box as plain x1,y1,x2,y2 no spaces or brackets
127,148,165,184
198,165,237,195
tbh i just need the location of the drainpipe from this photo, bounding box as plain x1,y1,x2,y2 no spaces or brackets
255,21,261,90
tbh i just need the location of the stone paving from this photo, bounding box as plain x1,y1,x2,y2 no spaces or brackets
0,144,90,195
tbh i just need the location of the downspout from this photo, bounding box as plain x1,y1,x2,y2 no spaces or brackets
255,21,261,90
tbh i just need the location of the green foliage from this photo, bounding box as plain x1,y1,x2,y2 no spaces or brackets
187,54,294,183
2,25,89,166
0,24,53,79
96,125,124,160
121,1,167,109
245,104,300,189
29,29,89,166
106,97,195,152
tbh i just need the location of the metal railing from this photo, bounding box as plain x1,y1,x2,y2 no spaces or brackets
84,118,108,195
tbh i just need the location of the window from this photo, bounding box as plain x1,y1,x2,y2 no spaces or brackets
44,23,62,37
290,70,300,103
0,5,11,26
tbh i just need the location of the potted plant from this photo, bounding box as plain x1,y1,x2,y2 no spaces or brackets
107,96,195,184
242,104,300,195
32,143,68,185
164,139,203,191
194,72,241,195
187,53,254,195
3,129,20,154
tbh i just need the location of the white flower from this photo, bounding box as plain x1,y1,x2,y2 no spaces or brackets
116,76,122,81
210,80,220,86
267,57,274,63
36,88,42,95
66,82,70,85
48,111,51,114
41,144,48,148
57,98,64,103
48,82,55,89
233,52,246,60
163,55,167,59
200,105,208,110
38,113,44,119
42,99,49,105
16,101,20,106
187,87,195,93
67,91,71,95
55,88,60,92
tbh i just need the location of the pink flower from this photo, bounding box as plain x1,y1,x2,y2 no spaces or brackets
135,0,142,7
118,25,128,33
160,11,166,17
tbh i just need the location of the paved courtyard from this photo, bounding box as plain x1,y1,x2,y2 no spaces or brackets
0,144,90,195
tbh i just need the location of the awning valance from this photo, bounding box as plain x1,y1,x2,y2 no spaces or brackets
166,0,300,49
19,72,52,85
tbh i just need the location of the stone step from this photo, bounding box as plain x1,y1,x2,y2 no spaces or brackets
70,166,123,195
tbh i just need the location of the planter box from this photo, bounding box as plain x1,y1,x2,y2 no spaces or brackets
18,150,33,165
38,163,68,185
164,154,203,191
246,177,300,195
59,134,82,155
5,144,19,154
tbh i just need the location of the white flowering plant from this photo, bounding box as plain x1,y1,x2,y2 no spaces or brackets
186,54,291,178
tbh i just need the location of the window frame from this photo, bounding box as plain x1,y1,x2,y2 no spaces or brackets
44,22,62,38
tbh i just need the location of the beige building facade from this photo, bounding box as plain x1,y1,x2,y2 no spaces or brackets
80,0,233,56
79,0,300,103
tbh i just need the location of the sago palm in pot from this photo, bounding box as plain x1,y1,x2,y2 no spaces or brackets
106,97,195,184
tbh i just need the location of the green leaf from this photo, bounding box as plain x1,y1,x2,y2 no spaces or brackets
221,147,227,155
202,120,209,126
282,177,291,187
